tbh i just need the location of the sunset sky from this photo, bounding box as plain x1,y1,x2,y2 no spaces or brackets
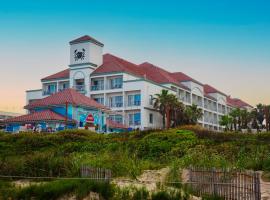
0,0,270,113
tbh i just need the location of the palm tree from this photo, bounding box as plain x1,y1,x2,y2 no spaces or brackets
229,108,241,131
256,104,265,128
171,100,186,127
153,90,179,129
153,90,167,129
240,109,251,129
250,109,259,129
264,105,270,131
185,104,203,125
219,115,233,131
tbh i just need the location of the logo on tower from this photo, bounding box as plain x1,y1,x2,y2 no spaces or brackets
74,48,85,61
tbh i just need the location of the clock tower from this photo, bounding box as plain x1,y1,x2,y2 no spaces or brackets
68,35,104,96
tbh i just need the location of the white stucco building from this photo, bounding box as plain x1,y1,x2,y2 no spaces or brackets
26,35,253,131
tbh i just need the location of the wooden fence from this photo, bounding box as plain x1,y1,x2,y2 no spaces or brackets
80,166,112,182
187,167,261,200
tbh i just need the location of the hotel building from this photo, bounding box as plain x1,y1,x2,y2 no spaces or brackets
26,35,252,131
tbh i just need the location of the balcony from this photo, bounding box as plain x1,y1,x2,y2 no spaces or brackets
109,103,123,108
91,84,104,91
73,85,86,93
128,101,141,107
109,84,122,89
43,90,56,96
58,88,68,92
108,77,123,90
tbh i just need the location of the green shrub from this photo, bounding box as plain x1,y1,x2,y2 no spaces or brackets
15,180,114,200
152,190,187,200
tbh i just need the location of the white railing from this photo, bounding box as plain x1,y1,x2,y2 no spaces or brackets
73,85,85,92
91,85,104,91
43,90,56,96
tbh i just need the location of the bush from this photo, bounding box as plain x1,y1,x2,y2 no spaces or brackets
151,190,188,200
15,180,114,200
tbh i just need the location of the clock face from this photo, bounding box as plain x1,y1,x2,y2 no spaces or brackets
74,48,86,61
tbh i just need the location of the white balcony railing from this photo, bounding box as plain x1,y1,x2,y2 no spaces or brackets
43,90,56,96
127,101,141,107
91,85,104,91
109,84,122,89
73,85,86,93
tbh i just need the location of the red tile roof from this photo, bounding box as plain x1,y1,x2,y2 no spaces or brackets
170,72,203,86
92,54,189,90
4,110,75,124
40,53,252,108
204,93,217,101
138,62,190,90
226,96,252,108
92,53,145,77
204,84,227,96
69,35,104,47
106,119,128,129
25,89,108,110
42,69,70,81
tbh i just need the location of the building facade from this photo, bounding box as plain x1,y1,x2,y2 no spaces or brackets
26,35,253,131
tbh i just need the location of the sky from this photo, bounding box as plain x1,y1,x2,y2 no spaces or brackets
0,0,270,113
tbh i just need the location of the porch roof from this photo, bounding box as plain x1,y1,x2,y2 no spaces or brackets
4,110,76,124
25,89,109,111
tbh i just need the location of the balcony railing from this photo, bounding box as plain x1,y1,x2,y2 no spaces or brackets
109,103,123,108
129,121,141,126
73,85,85,93
91,85,104,91
109,84,122,89
128,101,141,106
58,88,68,92
43,90,55,96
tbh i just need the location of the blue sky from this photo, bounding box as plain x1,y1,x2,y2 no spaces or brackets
0,0,270,112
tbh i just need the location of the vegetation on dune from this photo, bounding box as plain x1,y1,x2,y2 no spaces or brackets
220,104,270,131
0,127,269,178
0,127,270,199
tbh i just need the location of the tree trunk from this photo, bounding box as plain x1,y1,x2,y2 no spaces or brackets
166,108,171,129
162,113,166,129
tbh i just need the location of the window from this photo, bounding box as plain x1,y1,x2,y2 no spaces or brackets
149,95,153,105
109,96,123,107
109,115,123,124
91,79,104,91
128,94,141,106
149,113,153,124
128,112,141,126
48,84,56,93
94,97,104,105
110,77,123,89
